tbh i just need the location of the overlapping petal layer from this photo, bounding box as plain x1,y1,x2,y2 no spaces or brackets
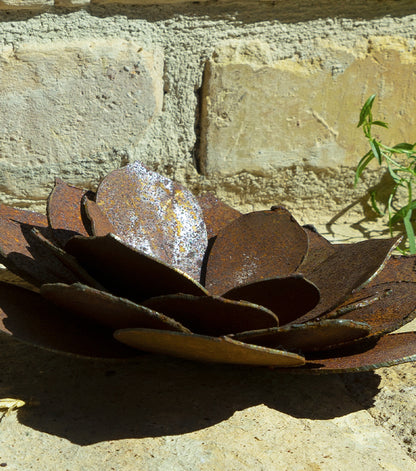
0,160,413,374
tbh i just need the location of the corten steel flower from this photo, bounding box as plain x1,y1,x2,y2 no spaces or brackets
0,160,416,373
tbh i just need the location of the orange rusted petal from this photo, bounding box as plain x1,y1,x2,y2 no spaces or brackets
95,161,208,281
114,328,305,366
0,282,135,358
65,234,208,304
197,193,242,239
0,205,81,287
41,283,190,332
289,332,416,374
47,178,92,245
222,275,319,326
294,236,401,324
142,294,278,336
205,207,308,295
231,319,370,353
83,197,115,237
331,281,416,338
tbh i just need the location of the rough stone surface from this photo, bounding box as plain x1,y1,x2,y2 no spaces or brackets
200,37,416,177
0,332,415,470
0,40,162,206
0,0,52,9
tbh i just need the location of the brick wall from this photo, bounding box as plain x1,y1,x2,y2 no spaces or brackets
1,1,416,240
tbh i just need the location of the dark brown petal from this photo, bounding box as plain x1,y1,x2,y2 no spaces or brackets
47,178,92,245
95,161,208,281
197,193,242,238
114,328,305,366
289,332,416,374
142,294,278,336
331,281,416,338
205,207,308,295
65,234,208,303
32,229,104,290
222,275,320,326
41,283,190,332
231,319,370,353
294,237,401,324
297,226,336,273
0,205,81,287
0,282,135,358
367,254,416,285
83,197,115,237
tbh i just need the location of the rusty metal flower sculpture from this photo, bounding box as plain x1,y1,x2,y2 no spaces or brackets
0,160,416,373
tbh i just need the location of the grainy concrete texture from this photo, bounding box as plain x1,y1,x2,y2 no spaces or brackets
0,1,416,469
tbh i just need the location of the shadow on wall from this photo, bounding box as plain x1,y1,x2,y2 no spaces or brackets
0,335,380,446
1,0,416,24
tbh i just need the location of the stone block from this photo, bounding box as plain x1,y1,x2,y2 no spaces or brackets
0,0,52,8
200,38,416,177
0,40,163,205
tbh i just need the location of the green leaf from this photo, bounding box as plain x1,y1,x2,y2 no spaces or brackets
371,120,389,128
403,211,416,254
357,94,376,127
370,191,384,216
392,142,416,151
370,139,382,164
387,164,403,184
354,150,375,185
390,200,416,225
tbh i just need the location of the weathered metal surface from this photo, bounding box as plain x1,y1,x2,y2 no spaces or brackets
332,281,416,338
32,229,104,290
367,254,416,285
114,328,305,366
142,294,278,336
0,282,135,358
294,236,402,324
95,161,208,281
197,193,242,239
65,233,208,304
297,226,336,273
83,197,115,237
41,282,190,332
47,178,91,246
231,319,370,353
222,275,320,326
205,207,308,295
0,205,80,287
290,332,416,374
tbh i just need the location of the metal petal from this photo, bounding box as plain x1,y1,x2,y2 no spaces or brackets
197,193,242,238
83,197,115,237
65,233,208,304
0,282,135,358
332,281,416,338
294,236,401,324
47,178,92,245
289,332,416,374
32,229,104,290
95,161,208,281
205,207,308,295
297,226,336,272
367,254,416,285
231,319,370,353
41,282,190,332
114,328,305,366
0,205,81,287
222,275,320,326
142,294,279,336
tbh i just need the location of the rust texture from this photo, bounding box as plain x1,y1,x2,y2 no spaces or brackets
0,160,414,372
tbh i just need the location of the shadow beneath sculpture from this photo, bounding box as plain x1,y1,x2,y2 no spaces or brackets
0,335,380,446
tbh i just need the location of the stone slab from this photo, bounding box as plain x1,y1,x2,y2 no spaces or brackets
0,0,52,9
200,38,416,177
0,40,163,204
0,334,415,470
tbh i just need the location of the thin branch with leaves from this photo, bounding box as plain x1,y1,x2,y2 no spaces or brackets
355,94,416,254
